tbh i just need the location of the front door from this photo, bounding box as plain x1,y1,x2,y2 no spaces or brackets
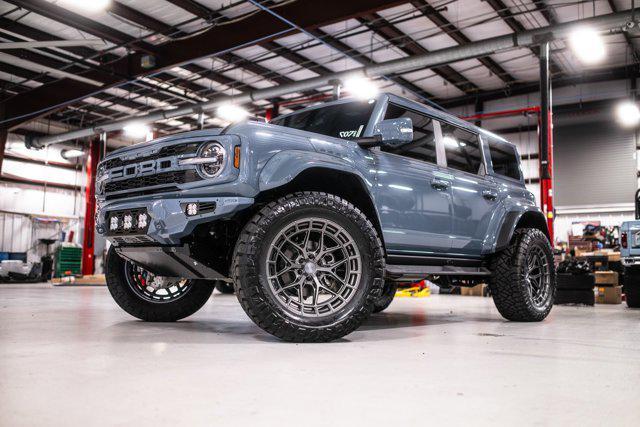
373,104,453,256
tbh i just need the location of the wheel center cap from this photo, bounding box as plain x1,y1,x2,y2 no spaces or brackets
304,262,317,275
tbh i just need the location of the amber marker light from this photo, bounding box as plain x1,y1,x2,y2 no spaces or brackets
234,146,241,169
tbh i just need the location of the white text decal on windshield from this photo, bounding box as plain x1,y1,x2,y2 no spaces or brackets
339,125,364,139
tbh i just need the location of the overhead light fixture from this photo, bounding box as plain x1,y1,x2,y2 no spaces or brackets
343,77,379,100
123,122,151,139
442,135,459,148
568,27,605,64
616,101,640,127
60,149,85,159
216,104,249,123
60,0,111,13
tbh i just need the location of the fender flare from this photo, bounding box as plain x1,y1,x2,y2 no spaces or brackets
494,208,549,252
258,150,371,192
257,150,384,242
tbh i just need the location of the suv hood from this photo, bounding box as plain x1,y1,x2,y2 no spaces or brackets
105,128,224,159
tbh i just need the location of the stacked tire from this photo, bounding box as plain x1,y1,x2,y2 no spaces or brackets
555,273,595,305
623,267,640,308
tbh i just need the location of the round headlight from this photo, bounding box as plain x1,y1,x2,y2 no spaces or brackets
198,142,226,178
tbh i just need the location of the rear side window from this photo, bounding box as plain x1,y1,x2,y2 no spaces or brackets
382,103,437,164
488,139,521,180
440,123,483,174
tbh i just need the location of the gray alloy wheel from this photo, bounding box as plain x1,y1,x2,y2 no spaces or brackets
524,245,552,309
232,192,385,342
265,217,362,318
489,228,556,321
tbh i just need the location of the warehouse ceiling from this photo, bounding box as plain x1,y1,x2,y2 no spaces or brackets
0,0,638,142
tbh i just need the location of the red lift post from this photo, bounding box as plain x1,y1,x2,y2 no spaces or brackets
81,137,100,276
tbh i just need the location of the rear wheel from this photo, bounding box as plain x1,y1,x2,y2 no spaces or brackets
105,247,214,321
232,192,385,342
215,281,235,294
372,281,398,313
489,228,555,321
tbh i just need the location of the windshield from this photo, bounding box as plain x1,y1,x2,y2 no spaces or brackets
271,100,375,139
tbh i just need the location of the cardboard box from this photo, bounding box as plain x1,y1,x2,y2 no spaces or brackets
460,283,486,296
596,286,622,304
594,271,619,286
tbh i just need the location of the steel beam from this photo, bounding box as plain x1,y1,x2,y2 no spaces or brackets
25,10,638,147
410,0,516,84
357,12,479,94
1,0,407,129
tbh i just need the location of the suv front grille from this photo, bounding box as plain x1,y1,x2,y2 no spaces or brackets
102,142,200,170
104,170,200,193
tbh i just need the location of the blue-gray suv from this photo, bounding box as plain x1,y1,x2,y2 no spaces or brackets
97,93,556,342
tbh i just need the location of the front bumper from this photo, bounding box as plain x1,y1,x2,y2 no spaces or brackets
622,256,640,267
96,196,254,245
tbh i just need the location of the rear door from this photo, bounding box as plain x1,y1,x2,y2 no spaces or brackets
373,103,453,255
439,122,500,256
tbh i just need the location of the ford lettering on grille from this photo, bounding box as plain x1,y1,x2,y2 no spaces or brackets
110,158,174,180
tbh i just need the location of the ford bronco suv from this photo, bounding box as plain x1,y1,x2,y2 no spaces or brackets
97,93,556,342
619,189,640,308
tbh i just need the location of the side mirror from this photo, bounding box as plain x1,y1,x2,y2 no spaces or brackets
357,118,413,148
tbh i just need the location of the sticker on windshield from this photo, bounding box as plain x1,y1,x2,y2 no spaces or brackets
339,125,364,139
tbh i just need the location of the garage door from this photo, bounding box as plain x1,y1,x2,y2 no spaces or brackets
554,122,636,208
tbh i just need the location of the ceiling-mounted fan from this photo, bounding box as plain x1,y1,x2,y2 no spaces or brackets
0,40,107,50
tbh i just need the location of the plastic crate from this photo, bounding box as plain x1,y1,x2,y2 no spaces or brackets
54,246,82,277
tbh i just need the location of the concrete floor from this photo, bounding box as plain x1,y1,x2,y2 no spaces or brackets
1,284,639,426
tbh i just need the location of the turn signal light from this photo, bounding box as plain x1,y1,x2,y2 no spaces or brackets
234,145,241,169
621,232,628,249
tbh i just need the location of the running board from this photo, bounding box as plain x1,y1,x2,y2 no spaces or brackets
385,264,491,281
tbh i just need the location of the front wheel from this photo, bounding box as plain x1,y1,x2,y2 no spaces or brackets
105,247,214,322
489,228,556,321
232,192,385,342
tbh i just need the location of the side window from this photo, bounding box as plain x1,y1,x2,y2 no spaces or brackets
382,103,437,164
440,123,483,174
488,138,521,180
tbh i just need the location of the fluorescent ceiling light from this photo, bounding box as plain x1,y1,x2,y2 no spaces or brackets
568,27,605,64
60,0,111,13
442,135,459,148
616,101,640,127
123,122,151,139
343,77,379,100
216,104,249,122
60,149,85,159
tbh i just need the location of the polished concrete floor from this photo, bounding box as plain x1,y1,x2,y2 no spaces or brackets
1,283,639,426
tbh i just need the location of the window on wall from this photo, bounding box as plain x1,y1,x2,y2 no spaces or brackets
382,103,437,164
440,123,483,174
488,139,521,180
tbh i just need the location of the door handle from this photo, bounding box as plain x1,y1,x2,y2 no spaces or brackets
431,179,450,191
482,190,498,201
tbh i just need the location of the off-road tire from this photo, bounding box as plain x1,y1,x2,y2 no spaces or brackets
105,247,214,321
489,228,556,321
627,286,640,308
372,281,398,313
215,281,235,294
232,192,385,342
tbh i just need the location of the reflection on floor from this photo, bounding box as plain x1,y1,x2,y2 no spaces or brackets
1,283,639,426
